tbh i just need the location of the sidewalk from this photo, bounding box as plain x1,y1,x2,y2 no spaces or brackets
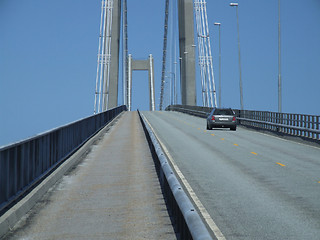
4,112,176,240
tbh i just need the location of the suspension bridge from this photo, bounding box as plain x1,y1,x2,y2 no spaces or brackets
1,1,320,239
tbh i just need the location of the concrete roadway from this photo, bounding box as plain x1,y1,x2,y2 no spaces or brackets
4,112,176,240
143,111,320,240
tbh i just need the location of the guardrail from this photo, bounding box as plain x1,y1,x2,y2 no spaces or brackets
138,111,213,240
166,105,320,141
0,105,127,214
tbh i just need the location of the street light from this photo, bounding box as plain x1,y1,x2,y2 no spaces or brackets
278,0,282,113
214,22,222,108
169,71,176,105
173,61,178,104
230,2,244,110
165,72,176,105
165,75,172,105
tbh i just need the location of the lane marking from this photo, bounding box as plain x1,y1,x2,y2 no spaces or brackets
276,162,286,167
251,152,258,155
142,115,226,240
233,144,239,146
211,134,215,136
220,138,225,141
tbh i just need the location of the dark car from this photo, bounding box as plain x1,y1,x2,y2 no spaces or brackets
206,108,237,131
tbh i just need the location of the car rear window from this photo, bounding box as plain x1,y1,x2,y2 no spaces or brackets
213,109,234,115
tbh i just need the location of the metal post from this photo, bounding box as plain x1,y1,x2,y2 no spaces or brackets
218,23,221,108
278,0,282,113
230,3,243,110
316,116,319,140
128,54,132,111
174,62,177,105
149,54,155,111
172,72,176,105
214,22,221,108
236,6,243,110
166,72,175,105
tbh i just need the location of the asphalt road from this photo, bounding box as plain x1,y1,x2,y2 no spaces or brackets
142,111,320,240
3,112,176,240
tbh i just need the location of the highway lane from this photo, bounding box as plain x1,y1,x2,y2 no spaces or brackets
142,111,320,240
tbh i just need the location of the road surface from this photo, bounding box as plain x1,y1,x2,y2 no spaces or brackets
143,111,320,240
4,112,176,240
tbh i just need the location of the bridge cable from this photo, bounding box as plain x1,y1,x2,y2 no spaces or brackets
194,0,217,108
94,0,114,113
159,0,170,111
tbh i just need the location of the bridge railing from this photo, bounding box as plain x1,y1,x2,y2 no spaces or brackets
139,111,213,240
166,105,320,141
0,105,127,214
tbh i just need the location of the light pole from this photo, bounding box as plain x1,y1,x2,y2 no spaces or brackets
167,72,176,105
165,75,172,105
278,0,282,113
214,22,222,108
230,2,244,110
174,61,178,105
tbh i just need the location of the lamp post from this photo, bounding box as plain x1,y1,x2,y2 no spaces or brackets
174,61,178,104
214,22,222,108
166,72,176,105
278,0,282,113
179,56,182,105
230,2,244,110
165,75,172,105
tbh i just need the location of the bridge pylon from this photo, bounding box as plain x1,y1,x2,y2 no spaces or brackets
178,0,196,106
95,0,198,112
127,54,155,111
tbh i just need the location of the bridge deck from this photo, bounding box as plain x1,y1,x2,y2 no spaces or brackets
143,111,320,240
5,112,176,239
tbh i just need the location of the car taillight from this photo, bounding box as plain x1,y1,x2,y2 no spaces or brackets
233,116,236,121
211,116,215,121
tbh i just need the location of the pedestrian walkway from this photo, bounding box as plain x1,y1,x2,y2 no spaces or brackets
4,112,176,240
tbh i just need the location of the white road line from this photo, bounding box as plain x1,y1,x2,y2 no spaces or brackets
246,127,320,150
143,114,226,240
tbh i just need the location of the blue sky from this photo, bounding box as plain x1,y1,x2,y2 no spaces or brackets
1,0,320,146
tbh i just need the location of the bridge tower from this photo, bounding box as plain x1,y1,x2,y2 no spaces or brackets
94,0,121,113
95,0,197,112
178,0,196,106
127,54,156,111
108,0,121,110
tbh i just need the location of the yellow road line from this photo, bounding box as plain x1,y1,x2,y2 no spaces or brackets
251,152,258,155
220,138,225,141
233,144,239,146
276,162,286,167
211,134,215,136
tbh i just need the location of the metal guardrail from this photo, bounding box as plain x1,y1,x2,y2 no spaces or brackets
0,105,127,214
138,111,213,240
166,105,320,141
166,105,209,118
